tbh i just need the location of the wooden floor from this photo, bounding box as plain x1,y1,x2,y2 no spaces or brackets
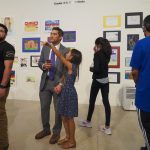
6,100,144,150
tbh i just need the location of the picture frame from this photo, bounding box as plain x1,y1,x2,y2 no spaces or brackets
1,17,14,33
109,46,120,68
24,21,39,32
125,57,131,67
103,16,121,28
45,20,59,32
108,72,120,84
103,31,121,42
63,31,76,42
10,70,16,86
125,12,143,28
22,38,40,52
30,55,40,67
20,58,28,67
127,34,139,51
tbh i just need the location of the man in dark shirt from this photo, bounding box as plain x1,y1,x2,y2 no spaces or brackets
0,23,15,150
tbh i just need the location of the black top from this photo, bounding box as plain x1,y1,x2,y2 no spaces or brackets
0,41,15,86
90,50,110,79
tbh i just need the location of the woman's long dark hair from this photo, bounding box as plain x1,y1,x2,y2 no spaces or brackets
70,49,82,78
95,37,112,62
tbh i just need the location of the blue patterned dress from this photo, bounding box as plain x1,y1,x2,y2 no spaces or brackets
58,64,78,117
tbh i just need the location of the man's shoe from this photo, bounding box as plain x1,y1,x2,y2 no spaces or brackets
49,134,60,144
140,146,148,150
35,130,51,139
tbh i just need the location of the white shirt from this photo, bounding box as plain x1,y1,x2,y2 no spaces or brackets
49,43,60,61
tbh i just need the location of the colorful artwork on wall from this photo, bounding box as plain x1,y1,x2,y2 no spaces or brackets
63,31,76,42
24,21,38,32
45,20,59,31
22,38,40,52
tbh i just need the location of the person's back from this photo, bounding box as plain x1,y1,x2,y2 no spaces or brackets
131,36,150,112
64,64,77,85
130,15,150,150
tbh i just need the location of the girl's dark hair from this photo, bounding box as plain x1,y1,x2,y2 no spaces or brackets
70,49,82,66
70,49,82,78
95,37,112,61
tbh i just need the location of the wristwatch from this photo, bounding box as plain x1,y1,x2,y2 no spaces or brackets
0,84,7,88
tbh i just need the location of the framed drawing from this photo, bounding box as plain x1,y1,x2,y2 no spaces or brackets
103,16,121,28
108,72,120,84
109,46,120,68
30,55,40,67
103,31,121,42
125,57,131,67
125,12,143,28
127,34,139,51
1,17,14,33
24,21,39,32
63,31,76,42
45,20,59,32
20,58,28,67
22,38,40,52
10,70,16,86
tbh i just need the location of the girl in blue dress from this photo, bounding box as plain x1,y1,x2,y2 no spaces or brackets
44,42,82,149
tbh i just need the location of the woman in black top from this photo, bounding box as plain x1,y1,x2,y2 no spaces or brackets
79,37,112,135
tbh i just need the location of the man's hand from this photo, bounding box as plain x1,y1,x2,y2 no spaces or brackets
0,88,6,98
43,61,52,70
54,84,62,94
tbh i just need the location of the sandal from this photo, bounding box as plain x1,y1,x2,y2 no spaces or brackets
57,138,68,145
61,141,76,149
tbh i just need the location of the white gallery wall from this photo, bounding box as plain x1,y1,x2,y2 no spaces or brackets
1,0,150,105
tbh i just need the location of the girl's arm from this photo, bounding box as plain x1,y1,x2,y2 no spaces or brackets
44,42,72,71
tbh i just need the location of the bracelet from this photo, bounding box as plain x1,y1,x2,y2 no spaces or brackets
0,84,7,88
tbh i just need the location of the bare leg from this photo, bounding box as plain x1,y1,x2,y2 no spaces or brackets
62,117,76,149
68,118,76,144
62,116,69,139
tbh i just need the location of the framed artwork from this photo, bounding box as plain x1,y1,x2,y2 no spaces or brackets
109,46,120,68
10,70,16,86
30,55,40,67
22,38,40,52
108,72,120,84
127,34,139,50
63,31,76,42
103,16,121,28
24,21,39,32
125,57,131,67
125,70,133,80
125,12,143,28
20,58,28,67
1,17,14,33
45,20,59,32
103,31,121,42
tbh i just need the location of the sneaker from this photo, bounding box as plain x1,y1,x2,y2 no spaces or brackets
100,125,112,135
78,120,92,128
